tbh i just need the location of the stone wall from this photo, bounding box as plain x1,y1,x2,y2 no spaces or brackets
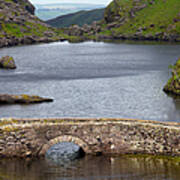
0,118,179,158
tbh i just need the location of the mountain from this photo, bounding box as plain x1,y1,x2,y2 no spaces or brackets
0,0,65,48
35,3,105,21
65,0,180,42
46,8,105,28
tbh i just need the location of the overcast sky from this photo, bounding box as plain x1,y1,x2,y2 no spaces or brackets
29,0,112,5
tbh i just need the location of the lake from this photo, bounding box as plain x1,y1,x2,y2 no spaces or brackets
0,41,180,121
0,155,180,180
0,41,180,180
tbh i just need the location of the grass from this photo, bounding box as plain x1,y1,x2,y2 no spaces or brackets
102,0,180,38
1,0,179,43
0,0,64,41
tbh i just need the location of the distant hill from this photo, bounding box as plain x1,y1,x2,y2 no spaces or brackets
35,3,105,21
46,8,105,28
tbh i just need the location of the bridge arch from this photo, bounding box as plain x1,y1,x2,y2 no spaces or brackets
39,135,91,156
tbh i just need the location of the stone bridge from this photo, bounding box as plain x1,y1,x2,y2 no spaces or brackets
0,118,180,158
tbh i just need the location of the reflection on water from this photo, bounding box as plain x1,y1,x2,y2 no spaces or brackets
0,155,180,180
174,99,180,111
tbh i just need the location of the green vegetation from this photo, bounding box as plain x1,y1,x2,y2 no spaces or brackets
0,56,16,69
0,21,55,38
100,0,180,40
0,0,66,46
0,0,179,46
164,58,180,95
0,118,18,127
46,8,105,28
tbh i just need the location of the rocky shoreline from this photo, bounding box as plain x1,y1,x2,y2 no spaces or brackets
63,23,180,43
0,35,66,48
0,32,179,49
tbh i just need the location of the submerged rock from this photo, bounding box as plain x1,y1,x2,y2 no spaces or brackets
0,56,16,69
0,94,53,104
163,58,180,96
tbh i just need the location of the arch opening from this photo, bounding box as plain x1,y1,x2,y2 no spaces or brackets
45,142,85,165
40,135,90,162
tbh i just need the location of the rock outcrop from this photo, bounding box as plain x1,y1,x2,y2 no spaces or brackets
0,56,16,69
63,22,102,42
0,94,53,104
164,58,180,96
0,0,65,48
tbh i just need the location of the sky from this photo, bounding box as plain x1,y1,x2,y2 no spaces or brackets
29,0,112,5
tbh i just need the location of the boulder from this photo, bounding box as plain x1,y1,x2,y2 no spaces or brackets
0,94,53,104
82,24,92,33
67,25,84,36
0,56,16,69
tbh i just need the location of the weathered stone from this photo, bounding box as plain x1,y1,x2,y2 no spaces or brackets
0,56,16,69
0,140,5,144
0,118,179,158
6,136,15,142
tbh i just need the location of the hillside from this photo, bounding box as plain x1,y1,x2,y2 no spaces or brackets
46,8,105,28
0,0,64,48
100,0,180,41
66,0,180,42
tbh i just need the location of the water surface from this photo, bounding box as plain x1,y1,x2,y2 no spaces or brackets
0,156,180,180
0,41,180,121
0,42,180,180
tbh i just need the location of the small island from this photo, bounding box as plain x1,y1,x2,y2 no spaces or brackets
0,94,53,104
0,56,16,69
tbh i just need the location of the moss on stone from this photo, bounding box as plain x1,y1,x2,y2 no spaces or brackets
0,94,53,104
0,56,16,69
164,58,180,96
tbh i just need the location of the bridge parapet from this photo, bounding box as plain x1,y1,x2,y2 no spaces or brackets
0,118,179,158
